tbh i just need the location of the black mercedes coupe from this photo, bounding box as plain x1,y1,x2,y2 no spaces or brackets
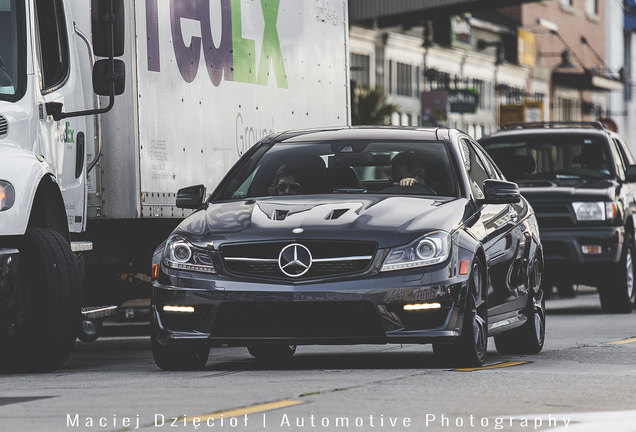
150,127,545,370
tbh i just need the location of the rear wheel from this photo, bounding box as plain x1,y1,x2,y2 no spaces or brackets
599,233,636,314
248,344,297,361
495,258,545,354
433,257,487,367
151,338,210,371
0,228,81,372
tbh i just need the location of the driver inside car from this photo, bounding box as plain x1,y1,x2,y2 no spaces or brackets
390,152,427,187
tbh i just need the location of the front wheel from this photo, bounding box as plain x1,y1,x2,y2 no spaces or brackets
495,258,545,355
433,257,487,367
0,228,81,372
151,338,210,371
599,233,636,314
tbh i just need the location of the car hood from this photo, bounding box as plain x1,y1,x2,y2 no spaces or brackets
517,178,617,203
173,196,469,249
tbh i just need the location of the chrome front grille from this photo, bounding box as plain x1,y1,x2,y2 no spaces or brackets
221,240,376,280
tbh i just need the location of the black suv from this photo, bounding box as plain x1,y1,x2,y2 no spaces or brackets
480,122,636,313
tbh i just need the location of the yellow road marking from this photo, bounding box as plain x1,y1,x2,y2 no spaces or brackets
454,361,529,372
608,337,636,345
183,400,305,422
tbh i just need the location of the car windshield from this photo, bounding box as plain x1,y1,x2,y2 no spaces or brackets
0,0,23,99
218,140,457,200
481,134,613,181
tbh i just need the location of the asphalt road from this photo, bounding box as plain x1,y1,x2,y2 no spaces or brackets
1,290,636,432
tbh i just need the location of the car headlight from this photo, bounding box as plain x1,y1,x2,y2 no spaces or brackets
572,202,615,221
163,235,216,273
381,231,451,272
0,181,15,212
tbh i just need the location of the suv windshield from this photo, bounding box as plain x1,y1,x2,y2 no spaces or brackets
0,0,24,100
481,134,613,181
218,140,457,200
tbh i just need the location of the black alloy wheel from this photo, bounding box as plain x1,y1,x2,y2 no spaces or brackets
599,232,636,314
494,257,545,354
433,257,487,367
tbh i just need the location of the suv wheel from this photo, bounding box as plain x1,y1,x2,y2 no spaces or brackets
599,233,636,314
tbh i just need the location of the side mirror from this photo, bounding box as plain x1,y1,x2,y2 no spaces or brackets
91,0,125,57
626,165,636,183
479,179,521,204
176,185,207,209
92,59,126,96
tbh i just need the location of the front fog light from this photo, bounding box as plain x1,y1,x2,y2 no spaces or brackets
404,303,441,310
163,305,195,313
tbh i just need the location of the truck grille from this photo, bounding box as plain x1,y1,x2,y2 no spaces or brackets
0,115,8,138
221,240,376,280
532,204,575,227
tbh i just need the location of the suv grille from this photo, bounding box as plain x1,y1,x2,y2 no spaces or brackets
532,204,575,227
221,240,377,280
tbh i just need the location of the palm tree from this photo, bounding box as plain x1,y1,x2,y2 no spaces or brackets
351,85,399,125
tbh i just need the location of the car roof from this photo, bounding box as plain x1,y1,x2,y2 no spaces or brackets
267,126,450,143
481,122,614,141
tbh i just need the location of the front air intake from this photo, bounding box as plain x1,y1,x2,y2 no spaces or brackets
0,115,7,138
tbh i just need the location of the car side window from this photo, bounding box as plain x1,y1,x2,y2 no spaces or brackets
472,141,502,180
459,138,491,199
35,0,69,92
609,139,626,181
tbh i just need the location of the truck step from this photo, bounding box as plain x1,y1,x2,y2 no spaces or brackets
71,241,93,252
81,305,118,320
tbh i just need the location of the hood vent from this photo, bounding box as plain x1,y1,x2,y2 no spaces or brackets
325,208,349,220
272,209,289,220
0,115,7,138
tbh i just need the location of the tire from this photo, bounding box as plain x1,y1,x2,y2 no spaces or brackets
248,344,297,361
494,258,546,355
151,337,210,371
0,228,81,372
77,319,101,343
556,282,577,299
599,233,636,314
433,257,487,367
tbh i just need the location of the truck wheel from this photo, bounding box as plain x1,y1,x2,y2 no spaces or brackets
495,258,545,354
78,319,101,343
599,233,636,314
151,337,210,371
248,344,297,361
433,257,487,367
0,227,81,372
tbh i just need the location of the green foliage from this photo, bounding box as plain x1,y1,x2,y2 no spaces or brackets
351,86,399,125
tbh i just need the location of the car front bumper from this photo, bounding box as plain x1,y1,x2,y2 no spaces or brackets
152,265,469,348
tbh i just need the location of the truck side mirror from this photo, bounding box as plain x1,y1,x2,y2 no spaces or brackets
92,59,126,96
91,0,125,57
176,185,207,209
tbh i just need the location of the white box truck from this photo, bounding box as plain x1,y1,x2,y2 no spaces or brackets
0,0,349,371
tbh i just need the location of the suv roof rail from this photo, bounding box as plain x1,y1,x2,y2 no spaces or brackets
499,121,607,131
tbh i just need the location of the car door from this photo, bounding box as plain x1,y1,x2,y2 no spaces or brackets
460,138,527,315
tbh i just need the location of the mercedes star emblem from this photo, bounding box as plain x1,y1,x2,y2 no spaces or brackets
278,243,312,277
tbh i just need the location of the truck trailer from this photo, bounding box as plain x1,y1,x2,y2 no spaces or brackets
0,0,349,371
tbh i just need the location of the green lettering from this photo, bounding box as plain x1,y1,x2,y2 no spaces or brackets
256,0,287,88
231,0,256,83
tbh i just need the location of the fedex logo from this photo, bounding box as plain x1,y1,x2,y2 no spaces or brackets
145,0,287,88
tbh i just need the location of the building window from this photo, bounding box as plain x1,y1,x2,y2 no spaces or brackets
350,53,370,87
388,60,393,94
586,0,599,16
396,62,412,97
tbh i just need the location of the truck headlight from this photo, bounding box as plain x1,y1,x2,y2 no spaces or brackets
163,235,216,274
0,181,15,212
381,231,451,272
572,202,614,221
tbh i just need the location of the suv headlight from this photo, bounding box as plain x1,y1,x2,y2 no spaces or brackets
163,235,216,273
572,202,615,221
0,181,15,212
381,231,451,272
